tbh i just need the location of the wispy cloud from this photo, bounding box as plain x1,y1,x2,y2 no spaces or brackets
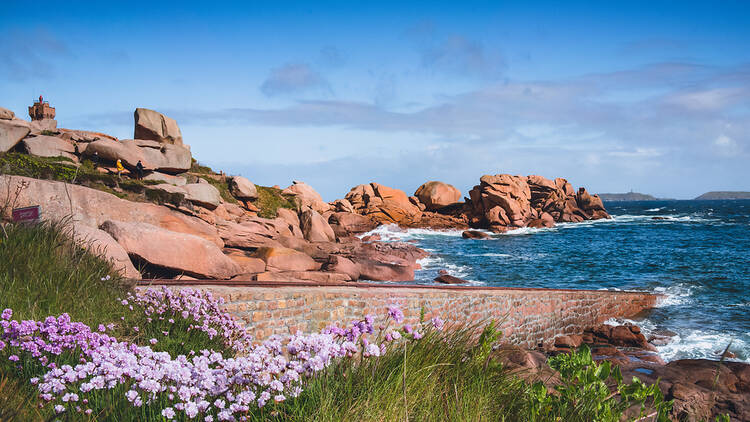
0,28,72,81
260,63,331,97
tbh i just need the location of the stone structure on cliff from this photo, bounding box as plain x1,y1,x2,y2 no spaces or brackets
27,95,58,132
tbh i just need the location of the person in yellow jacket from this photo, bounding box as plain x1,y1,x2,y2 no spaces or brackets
116,159,125,180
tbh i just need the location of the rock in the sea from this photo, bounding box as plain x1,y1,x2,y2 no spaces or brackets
434,274,467,284
133,108,183,145
229,176,258,200
462,230,490,239
21,135,77,161
182,182,222,210
282,181,330,214
100,220,240,279
70,224,140,279
621,359,750,421
414,181,461,211
252,246,319,272
0,120,30,153
299,207,336,242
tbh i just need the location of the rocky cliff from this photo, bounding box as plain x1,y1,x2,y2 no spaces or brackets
0,105,608,282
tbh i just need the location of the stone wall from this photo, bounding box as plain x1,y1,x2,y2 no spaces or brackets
154,281,659,347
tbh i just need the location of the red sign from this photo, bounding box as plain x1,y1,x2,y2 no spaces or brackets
12,206,41,223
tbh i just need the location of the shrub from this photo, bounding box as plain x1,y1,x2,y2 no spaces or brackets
255,185,297,218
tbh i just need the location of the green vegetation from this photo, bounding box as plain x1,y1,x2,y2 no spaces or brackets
189,158,214,175
202,176,239,204
256,185,298,218
0,152,167,202
262,325,672,422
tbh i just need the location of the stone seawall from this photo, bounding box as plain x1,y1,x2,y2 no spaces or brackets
146,281,660,347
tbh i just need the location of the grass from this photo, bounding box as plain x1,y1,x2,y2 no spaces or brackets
261,323,530,422
256,185,298,218
0,222,679,422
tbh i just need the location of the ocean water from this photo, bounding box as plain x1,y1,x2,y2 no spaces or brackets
362,200,750,362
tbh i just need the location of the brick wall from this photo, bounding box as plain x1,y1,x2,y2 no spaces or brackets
154,281,660,347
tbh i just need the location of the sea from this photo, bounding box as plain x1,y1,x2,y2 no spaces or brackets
361,200,750,363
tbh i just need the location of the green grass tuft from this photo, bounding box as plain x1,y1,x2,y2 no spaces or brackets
255,185,297,218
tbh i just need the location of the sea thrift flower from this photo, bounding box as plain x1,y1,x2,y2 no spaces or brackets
387,306,404,324
431,317,445,330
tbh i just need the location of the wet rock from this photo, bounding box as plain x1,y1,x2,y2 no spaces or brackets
434,274,467,284
462,230,490,239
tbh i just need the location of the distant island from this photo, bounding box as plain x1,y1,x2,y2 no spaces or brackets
598,192,670,201
694,191,750,200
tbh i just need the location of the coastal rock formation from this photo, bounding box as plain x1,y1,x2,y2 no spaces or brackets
0,120,30,153
0,107,15,120
252,246,320,272
299,207,336,242
465,174,609,232
345,182,422,226
0,175,222,246
621,360,750,421
327,212,377,237
133,108,183,146
462,230,490,239
282,181,330,214
70,224,140,279
83,139,191,174
182,182,222,210
21,135,77,161
100,220,240,279
229,176,258,200
414,181,461,211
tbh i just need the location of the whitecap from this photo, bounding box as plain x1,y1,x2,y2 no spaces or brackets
645,207,664,212
359,224,485,242
653,283,696,307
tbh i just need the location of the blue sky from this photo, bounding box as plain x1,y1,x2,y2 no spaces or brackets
2,1,749,200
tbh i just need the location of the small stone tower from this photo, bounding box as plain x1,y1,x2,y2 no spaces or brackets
29,95,56,120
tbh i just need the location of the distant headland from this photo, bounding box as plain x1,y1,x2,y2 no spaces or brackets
694,191,750,200
598,192,672,202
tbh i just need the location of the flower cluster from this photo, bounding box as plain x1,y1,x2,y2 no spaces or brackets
1,309,117,368
2,292,444,420
120,287,254,353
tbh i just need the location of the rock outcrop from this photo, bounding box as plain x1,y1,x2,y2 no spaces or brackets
70,224,140,279
465,174,609,232
252,246,320,272
229,176,258,200
299,207,336,242
282,181,330,214
83,139,191,174
0,120,30,153
414,181,461,211
133,108,183,146
345,182,422,226
101,220,240,279
0,175,222,246
21,135,77,161
0,107,15,120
